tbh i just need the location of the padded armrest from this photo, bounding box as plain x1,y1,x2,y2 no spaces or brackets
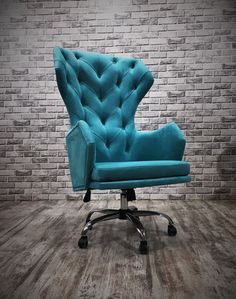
132,122,186,161
66,120,95,191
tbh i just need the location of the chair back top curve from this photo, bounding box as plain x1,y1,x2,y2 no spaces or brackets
53,47,154,162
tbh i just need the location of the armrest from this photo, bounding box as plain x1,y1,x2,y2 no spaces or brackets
66,120,95,191
132,122,186,161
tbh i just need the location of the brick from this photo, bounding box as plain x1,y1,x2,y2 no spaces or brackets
15,170,32,176
0,0,234,200
223,10,236,15
214,83,231,89
222,64,236,69
214,29,231,35
167,91,185,97
12,69,29,75
168,37,185,44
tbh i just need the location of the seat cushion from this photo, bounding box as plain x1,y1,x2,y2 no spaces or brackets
91,160,190,182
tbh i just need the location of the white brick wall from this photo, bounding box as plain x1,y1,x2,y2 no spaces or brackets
0,0,235,200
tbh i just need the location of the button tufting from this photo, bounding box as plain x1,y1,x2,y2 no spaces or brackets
112,57,118,63
131,61,136,68
125,145,129,152
116,77,121,87
75,53,80,59
121,119,126,129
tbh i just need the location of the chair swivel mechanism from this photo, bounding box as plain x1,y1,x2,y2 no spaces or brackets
53,47,191,254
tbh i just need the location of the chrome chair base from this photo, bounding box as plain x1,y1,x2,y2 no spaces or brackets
78,190,177,254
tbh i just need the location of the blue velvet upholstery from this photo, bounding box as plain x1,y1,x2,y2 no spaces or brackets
92,161,190,182
53,47,191,192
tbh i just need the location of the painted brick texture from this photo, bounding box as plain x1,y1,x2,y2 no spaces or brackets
0,0,235,200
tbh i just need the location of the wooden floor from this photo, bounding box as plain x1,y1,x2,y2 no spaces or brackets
0,199,235,299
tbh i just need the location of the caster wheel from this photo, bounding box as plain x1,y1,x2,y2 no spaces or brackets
78,236,88,249
168,224,177,236
139,240,148,254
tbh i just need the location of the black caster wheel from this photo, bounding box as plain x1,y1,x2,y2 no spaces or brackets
139,240,148,254
78,236,88,249
168,224,177,236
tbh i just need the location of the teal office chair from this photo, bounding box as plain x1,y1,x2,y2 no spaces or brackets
53,47,191,254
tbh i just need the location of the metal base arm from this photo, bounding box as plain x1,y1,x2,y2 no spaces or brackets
79,190,177,253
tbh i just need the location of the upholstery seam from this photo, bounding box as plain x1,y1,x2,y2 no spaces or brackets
91,128,123,145
95,164,189,170
71,85,82,100
122,70,151,103
80,81,97,98
136,70,151,87
79,58,113,77
66,120,80,137
100,61,114,75
78,122,95,145
90,175,191,184
78,122,95,188
80,82,117,103
102,85,117,100
54,59,66,69
83,105,99,118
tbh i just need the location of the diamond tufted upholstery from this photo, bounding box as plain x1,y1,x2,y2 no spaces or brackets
53,47,191,191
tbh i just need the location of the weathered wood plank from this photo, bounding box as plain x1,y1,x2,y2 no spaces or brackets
0,200,235,299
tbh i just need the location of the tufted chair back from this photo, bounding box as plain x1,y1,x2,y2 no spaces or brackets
53,47,154,162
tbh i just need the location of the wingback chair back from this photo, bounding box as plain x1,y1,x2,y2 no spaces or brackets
53,47,154,163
